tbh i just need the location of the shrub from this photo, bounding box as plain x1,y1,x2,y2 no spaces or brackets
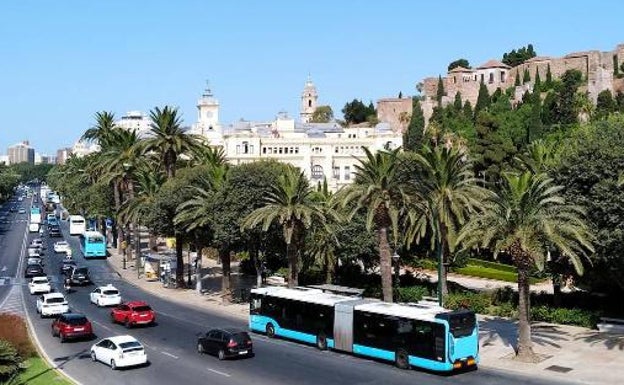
531,306,600,329
395,286,429,303
489,302,517,318
491,286,517,306
0,339,22,382
445,292,490,314
0,314,35,359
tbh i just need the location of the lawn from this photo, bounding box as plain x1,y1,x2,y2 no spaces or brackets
8,356,74,385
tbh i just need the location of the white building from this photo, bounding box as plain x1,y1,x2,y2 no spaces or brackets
71,141,100,158
7,141,35,164
193,79,403,191
115,110,152,138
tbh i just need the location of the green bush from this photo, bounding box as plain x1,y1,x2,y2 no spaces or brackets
395,286,429,303
531,306,600,329
491,286,517,306
489,302,517,318
0,339,21,382
445,292,491,313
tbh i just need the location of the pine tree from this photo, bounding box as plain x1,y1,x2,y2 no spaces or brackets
545,64,553,89
463,100,473,119
474,82,491,117
613,55,619,76
436,75,445,105
403,98,425,151
541,91,557,125
398,91,403,99
534,70,541,92
523,68,531,83
515,70,521,86
453,92,463,110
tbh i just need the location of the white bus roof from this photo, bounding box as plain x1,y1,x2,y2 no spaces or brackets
83,230,104,237
354,301,447,323
69,215,85,221
252,286,355,307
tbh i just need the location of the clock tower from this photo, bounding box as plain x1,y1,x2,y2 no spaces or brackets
300,75,318,123
197,81,220,135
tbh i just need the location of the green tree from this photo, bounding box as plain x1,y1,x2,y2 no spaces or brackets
616,92,624,113
242,166,325,288
453,92,463,111
545,64,553,89
459,172,593,362
514,70,521,86
613,55,619,76
0,339,21,381
447,59,471,72
339,147,412,302
403,98,424,152
474,82,491,117
502,44,537,67
523,68,531,83
81,111,117,149
436,75,446,104
558,70,584,125
595,89,617,120
311,105,334,123
404,145,488,303
342,99,375,125
462,101,473,120
143,106,201,179
541,91,558,125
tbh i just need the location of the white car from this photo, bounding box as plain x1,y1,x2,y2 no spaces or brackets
90,335,147,370
54,241,70,254
28,276,51,295
30,238,46,249
27,246,42,258
90,285,122,307
29,223,40,233
36,293,69,318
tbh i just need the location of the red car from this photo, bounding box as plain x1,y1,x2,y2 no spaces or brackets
110,301,156,328
51,313,93,342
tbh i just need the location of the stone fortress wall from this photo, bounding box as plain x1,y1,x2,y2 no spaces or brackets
377,43,624,131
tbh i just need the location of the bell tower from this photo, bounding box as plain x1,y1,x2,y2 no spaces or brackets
197,81,220,134
300,75,318,123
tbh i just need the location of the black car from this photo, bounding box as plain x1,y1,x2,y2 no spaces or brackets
68,266,90,285
60,260,77,276
49,225,61,237
197,328,253,360
25,262,44,278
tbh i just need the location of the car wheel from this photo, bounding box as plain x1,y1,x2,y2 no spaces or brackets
110,359,117,370
266,323,276,338
197,343,204,354
91,351,97,362
124,318,131,328
217,349,225,361
60,333,66,343
97,299,102,307
316,333,328,351
395,349,410,370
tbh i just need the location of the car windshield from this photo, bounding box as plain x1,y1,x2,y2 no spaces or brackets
133,305,151,312
33,278,48,283
103,290,119,295
75,268,88,274
47,297,65,304
65,316,88,325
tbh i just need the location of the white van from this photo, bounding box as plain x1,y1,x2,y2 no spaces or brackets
29,223,40,233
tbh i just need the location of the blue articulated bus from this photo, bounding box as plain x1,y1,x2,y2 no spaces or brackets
250,286,478,372
79,230,107,258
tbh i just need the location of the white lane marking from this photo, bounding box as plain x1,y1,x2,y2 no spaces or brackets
207,368,231,377
161,351,179,359
90,319,113,332
157,310,206,329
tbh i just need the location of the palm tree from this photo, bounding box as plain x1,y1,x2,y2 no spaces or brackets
339,147,412,302
458,172,593,362
142,106,201,179
242,166,324,288
405,145,488,304
81,111,117,149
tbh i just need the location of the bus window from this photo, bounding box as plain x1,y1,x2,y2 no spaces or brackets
448,312,476,338
250,295,262,315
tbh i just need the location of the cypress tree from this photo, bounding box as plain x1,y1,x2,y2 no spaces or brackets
403,98,425,151
616,91,624,113
463,100,473,119
453,92,463,110
523,67,531,83
542,91,557,126
534,70,541,92
436,75,445,105
474,82,491,117
545,64,553,89
614,55,619,76
514,70,521,86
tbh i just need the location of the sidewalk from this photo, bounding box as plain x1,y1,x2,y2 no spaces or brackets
105,248,623,385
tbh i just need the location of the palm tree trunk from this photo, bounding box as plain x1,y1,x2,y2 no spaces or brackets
516,260,537,362
195,245,203,294
325,255,332,284
220,248,231,303
113,181,123,253
175,234,184,288
439,225,449,298
378,227,393,302
287,241,299,288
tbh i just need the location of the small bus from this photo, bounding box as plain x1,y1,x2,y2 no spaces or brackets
250,286,478,372
30,207,42,224
69,215,86,236
79,230,106,258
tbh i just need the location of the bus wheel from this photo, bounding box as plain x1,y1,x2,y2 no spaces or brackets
316,333,328,350
395,349,410,369
266,323,275,338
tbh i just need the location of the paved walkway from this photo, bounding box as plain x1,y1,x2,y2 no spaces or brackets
105,248,623,385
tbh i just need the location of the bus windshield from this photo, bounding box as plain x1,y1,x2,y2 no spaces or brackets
88,236,104,244
448,312,476,338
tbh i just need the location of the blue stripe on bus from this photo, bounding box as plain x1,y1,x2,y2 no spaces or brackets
352,344,395,361
408,356,453,372
249,315,334,348
353,344,454,371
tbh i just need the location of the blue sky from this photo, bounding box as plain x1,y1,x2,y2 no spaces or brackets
1,0,623,155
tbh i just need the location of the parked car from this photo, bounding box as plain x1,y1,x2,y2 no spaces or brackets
36,293,69,318
18,208,25,214
51,313,93,342
27,246,42,258
68,266,91,285
54,241,70,254
60,260,77,276
28,276,51,295
90,285,121,307
49,225,62,237
24,262,44,278
110,301,155,328
90,335,147,370
197,328,253,360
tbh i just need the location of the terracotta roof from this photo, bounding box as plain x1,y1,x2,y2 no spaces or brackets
448,66,474,73
476,59,511,69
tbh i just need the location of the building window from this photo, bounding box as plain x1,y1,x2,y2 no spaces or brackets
335,147,339,153
309,100,312,107
263,147,267,154
295,147,299,154
453,76,456,84
311,165,324,179
242,141,249,154
489,73,494,84
333,166,340,179
501,71,506,83
480,74,484,83
344,166,351,180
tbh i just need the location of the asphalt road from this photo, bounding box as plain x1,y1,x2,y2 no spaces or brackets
3,196,576,385
0,197,30,308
